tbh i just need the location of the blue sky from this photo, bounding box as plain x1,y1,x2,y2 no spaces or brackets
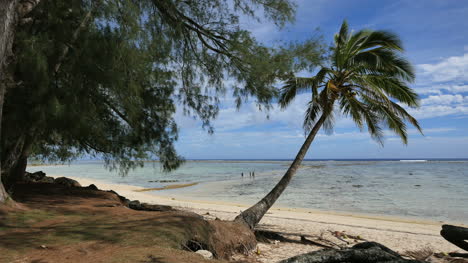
174,0,468,159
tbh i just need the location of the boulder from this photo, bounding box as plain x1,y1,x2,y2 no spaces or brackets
24,171,46,182
128,200,173,212
128,200,142,210
54,177,81,187
38,176,55,184
107,190,130,206
87,184,99,190
140,203,173,212
195,250,213,259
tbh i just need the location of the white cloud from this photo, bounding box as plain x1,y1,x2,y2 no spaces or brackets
417,53,468,83
421,94,468,105
408,105,468,119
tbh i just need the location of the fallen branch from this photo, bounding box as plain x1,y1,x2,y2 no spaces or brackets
280,242,424,263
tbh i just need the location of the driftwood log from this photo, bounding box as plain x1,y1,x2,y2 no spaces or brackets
441,224,468,252
280,242,424,263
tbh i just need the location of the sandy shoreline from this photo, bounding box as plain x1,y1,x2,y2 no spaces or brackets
68,176,464,262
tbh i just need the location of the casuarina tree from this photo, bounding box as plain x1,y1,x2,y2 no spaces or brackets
0,0,323,202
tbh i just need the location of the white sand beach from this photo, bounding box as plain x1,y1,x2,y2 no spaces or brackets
69,176,465,262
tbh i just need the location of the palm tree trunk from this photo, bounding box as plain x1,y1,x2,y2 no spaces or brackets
234,114,327,229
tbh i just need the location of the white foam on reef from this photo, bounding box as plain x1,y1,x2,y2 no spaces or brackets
399,160,427,162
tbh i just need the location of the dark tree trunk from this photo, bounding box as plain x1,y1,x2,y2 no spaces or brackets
0,0,41,203
0,0,20,204
234,114,327,229
7,151,27,187
441,224,468,252
0,177,8,203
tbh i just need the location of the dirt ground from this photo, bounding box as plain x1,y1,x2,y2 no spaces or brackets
0,182,255,263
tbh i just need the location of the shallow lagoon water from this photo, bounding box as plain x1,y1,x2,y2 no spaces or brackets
29,160,468,224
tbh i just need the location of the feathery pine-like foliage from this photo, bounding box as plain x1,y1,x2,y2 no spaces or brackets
280,20,422,144
1,0,323,178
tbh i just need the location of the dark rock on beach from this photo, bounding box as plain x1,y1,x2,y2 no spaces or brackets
128,200,173,212
280,242,424,263
23,171,55,184
54,177,81,187
87,184,99,190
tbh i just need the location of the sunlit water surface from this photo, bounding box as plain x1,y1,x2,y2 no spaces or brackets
29,160,468,224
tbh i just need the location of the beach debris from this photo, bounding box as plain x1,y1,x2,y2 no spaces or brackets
300,235,333,248
39,245,48,249
255,229,335,249
403,247,434,261
352,184,363,188
195,250,213,259
280,242,426,263
329,230,366,245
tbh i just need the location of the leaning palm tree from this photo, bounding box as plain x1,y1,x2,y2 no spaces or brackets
234,20,423,229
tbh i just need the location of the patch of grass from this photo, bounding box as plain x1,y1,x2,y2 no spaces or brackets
3,209,58,228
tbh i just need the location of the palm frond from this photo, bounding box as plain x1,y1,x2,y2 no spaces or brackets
279,77,314,108
355,74,418,107
335,20,349,47
350,50,415,82
359,30,403,51
281,21,421,146
303,99,322,132
389,101,423,135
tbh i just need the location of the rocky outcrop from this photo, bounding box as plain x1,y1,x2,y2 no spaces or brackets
53,177,81,187
24,171,173,212
128,200,173,212
23,171,55,183
87,184,99,190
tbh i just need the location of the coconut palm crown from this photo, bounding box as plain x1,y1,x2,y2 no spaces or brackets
280,20,422,144
234,20,422,229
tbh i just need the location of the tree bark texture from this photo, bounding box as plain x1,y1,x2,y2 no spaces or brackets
0,0,41,203
0,0,19,203
234,114,327,229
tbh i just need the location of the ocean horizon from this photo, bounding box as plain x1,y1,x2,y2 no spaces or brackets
28,159,468,224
